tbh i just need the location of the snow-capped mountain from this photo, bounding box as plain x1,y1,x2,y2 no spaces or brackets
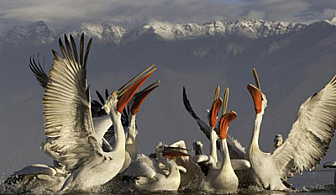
2,21,54,46
67,23,126,45
122,20,305,43
0,22,126,47
0,19,305,47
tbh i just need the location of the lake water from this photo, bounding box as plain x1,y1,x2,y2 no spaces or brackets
1,170,335,195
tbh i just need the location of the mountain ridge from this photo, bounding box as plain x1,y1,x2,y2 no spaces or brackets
0,19,308,47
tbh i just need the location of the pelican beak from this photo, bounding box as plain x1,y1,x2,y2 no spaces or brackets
117,65,156,113
209,98,223,128
162,150,190,159
219,110,237,139
131,80,160,115
247,84,262,114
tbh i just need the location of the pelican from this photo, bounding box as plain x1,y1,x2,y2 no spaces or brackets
92,82,160,173
246,68,336,190
122,144,189,191
103,81,160,159
323,161,336,185
191,141,211,176
4,164,67,192
29,54,160,173
185,87,250,171
40,33,157,191
167,140,205,190
206,110,239,193
182,87,246,160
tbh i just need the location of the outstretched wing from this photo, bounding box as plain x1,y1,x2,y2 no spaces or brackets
29,55,49,88
29,52,106,120
183,86,212,139
42,34,103,171
272,75,336,180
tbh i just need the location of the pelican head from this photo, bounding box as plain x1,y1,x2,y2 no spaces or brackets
102,65,157,115
247,84,267,114
218,110,237,140
247,68,267,114
102,91,118,114
155,143,189,160
209,98,223,128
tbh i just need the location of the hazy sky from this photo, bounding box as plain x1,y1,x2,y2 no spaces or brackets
0,0,336,29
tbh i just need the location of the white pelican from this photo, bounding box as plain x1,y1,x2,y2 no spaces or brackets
184,87,249,169
191,140,213,176
246,68,336,190
29,53,160,173
41,33,157,191
91,81,160,174
103,81,160,160
4,164,66,192
167,140,205,190
122,143,189,191
182,87,246,160
323,161,336,185
206,110,239,193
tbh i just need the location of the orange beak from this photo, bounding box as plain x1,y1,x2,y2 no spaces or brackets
219,110,237,139
117,66,156,113
210,98,223,128
131,80,160,115
247,84,262,114
162,150,190,159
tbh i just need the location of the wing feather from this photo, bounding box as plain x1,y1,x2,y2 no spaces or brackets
272,75,336,180
183,86,211,139
29,55,49,88
226,135,246,159
42,34,103,171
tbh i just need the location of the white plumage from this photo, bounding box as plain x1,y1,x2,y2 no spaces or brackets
122,144,186,191
247,70,336,190
41,34,156,191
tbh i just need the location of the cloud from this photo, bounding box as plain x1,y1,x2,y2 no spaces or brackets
0,0,243,28
323,9,336,18
0,0,336,29
245,10,266,20
243,0,336,23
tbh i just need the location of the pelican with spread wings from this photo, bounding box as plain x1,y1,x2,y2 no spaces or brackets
41,34,157,191
247,69,336,190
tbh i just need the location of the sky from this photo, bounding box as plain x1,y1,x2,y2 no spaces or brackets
0,0,336,30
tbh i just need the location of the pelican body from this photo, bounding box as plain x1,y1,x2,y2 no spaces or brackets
206,111,239,193
246,69,336,190
122,144,188,191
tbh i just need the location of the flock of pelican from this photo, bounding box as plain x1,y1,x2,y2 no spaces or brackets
4,34,336,193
